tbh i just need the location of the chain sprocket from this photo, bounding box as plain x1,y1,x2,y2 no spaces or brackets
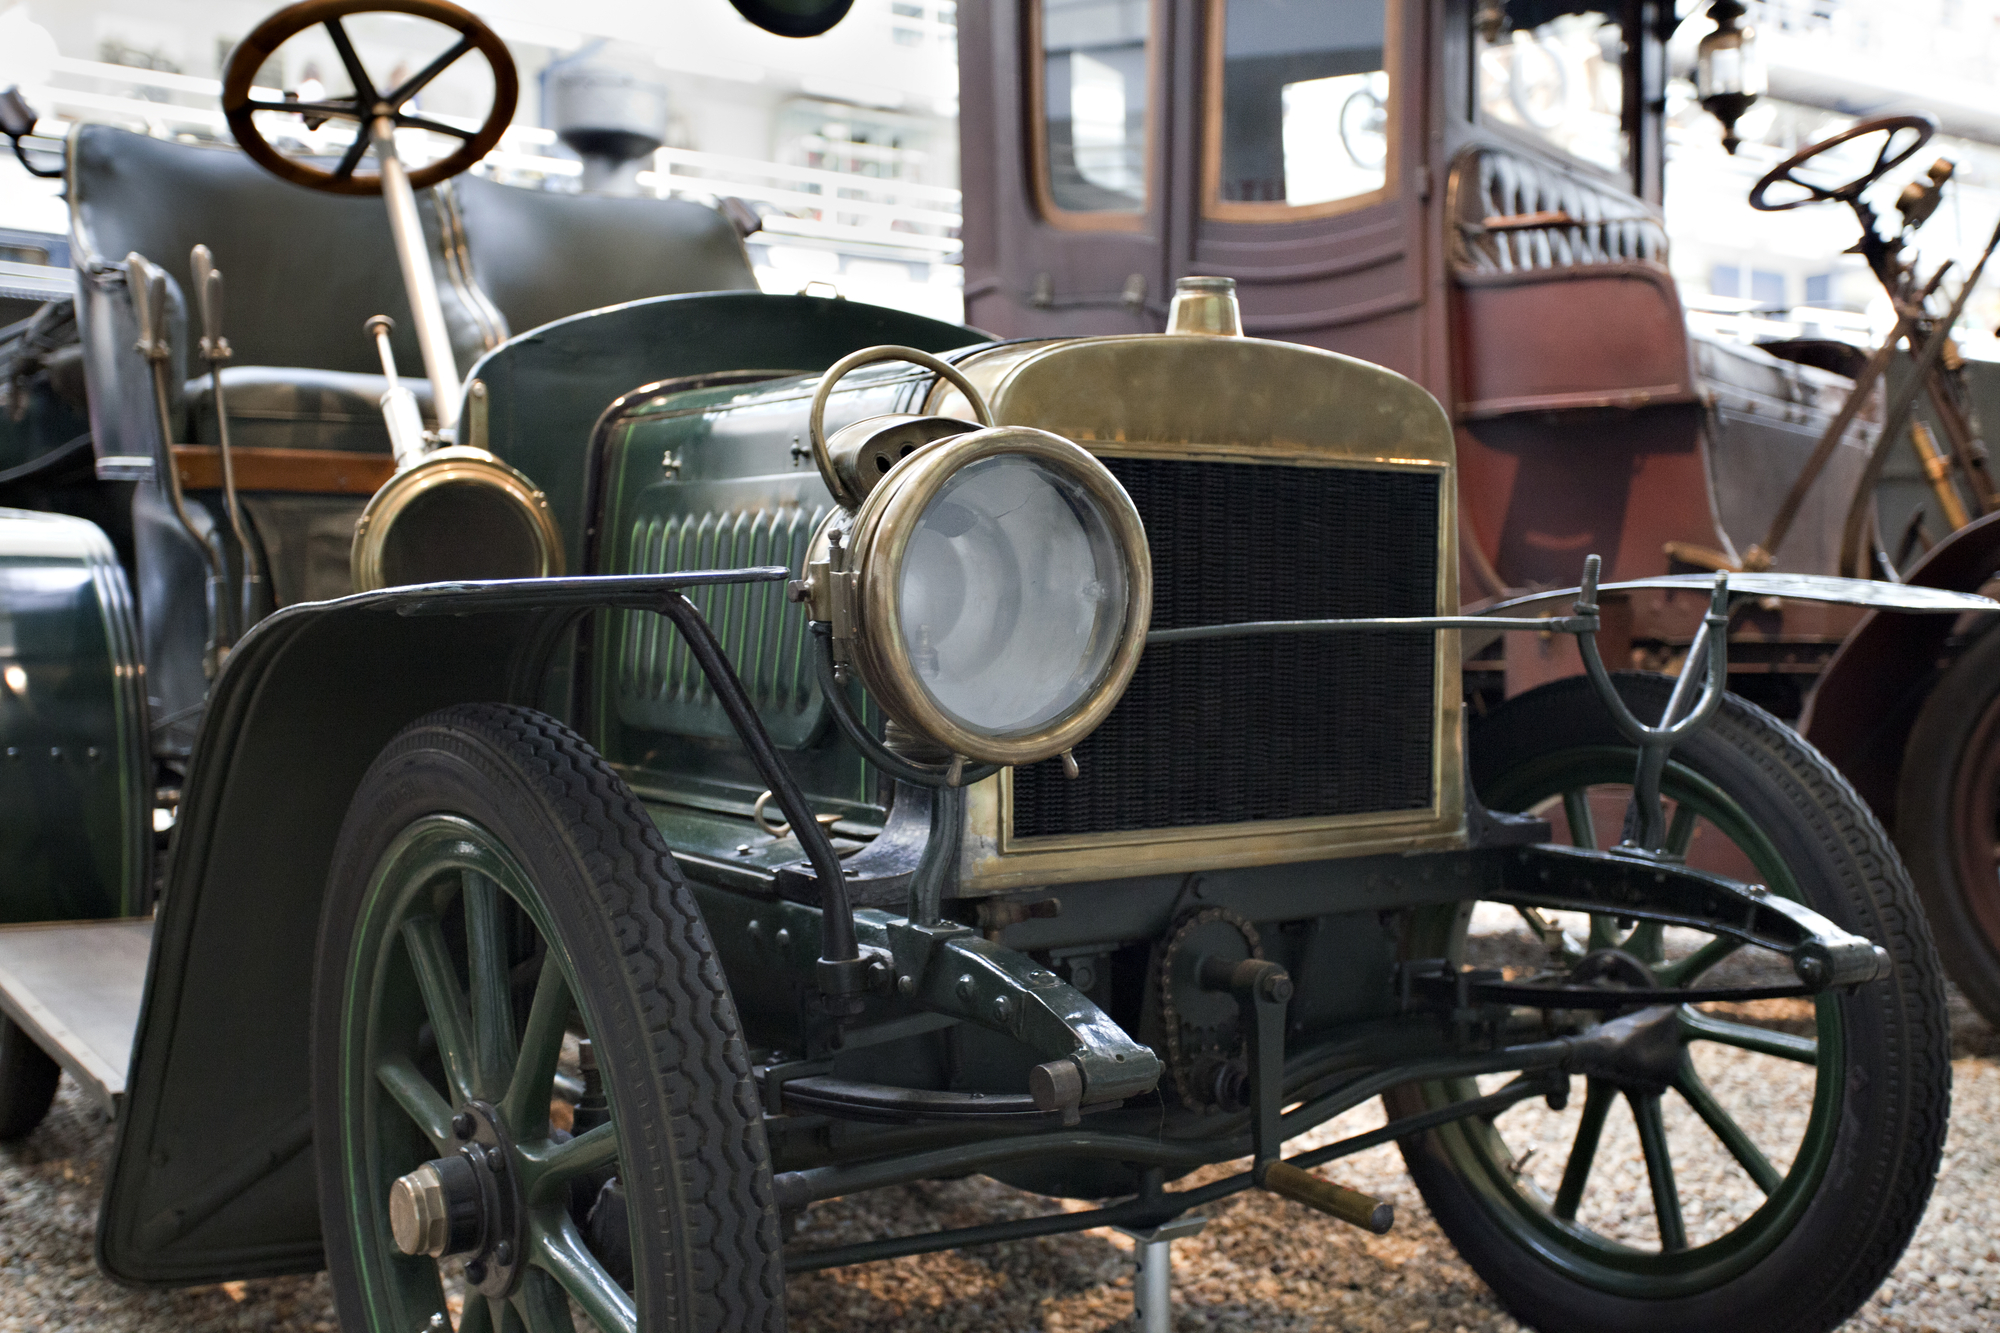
1157,906,1263,1111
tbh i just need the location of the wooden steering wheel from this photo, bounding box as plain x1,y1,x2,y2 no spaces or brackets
1749,113,1935,212
221,0,517,196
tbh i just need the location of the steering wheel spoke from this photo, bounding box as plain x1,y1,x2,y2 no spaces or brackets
387,31,479,108
243,97,366,121
331,131,372,182
322,18,381,104
395,114,477,141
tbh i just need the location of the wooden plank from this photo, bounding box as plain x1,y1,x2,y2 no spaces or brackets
0,918,153,1116
173,445,393,494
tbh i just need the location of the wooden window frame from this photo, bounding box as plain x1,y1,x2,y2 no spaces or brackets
1200,0,1403,224
1026,0,1164,232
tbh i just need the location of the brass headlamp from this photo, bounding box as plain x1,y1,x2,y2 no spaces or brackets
799,346,1150,769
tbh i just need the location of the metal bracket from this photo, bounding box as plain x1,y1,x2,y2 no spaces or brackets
862,913,1163,1108
1487,843,1890,992
1567,553,1732,851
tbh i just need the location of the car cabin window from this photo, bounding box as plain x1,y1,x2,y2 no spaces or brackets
1473,7,1627,175
1205,0,1395,220
1035,0,1153,222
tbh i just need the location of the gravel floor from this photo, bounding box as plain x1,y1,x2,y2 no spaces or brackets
3,996,1993,1333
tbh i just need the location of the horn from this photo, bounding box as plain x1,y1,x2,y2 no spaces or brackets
351,318,563,592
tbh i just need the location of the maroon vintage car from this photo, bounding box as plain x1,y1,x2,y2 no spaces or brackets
957,0,2000,1023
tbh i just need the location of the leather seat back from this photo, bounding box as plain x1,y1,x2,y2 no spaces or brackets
444,174,758,336
70,125,495,377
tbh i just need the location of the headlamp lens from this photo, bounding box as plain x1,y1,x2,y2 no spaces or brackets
897,454,1130,736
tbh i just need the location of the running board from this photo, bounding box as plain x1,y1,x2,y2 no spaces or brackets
0,917,151,1117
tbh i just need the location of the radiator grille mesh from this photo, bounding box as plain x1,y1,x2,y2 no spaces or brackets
1011,459,1440,838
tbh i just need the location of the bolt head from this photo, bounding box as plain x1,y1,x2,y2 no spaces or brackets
774,927,792,948
387,1163,449,1256
991,994,1014,1023
464,1260,488,1286
897,973,916,996
493,1239,514,1265
452,1112,476,1140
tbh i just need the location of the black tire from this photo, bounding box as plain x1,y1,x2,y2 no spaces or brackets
1390,674,1949,1333
314,703,783,1333
0,1014,59,1141
1897,618,2000,1027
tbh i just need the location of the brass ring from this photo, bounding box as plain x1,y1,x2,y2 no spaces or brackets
844,425,1152,766
808,346,992,510
752,790,839,840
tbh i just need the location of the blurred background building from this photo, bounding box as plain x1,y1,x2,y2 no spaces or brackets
0,0,1996,348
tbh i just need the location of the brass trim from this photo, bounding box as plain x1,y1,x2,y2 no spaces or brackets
809,346,992,509
1199,0,1402,224
351,446,565,592
844,425,1153,767
1025,0,1165,233
915,333,1462,890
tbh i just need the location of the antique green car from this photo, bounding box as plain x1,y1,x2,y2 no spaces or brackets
0,3,1985,1332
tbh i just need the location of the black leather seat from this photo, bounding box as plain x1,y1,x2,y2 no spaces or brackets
68,126,772,755
70,126,493,753
441,174,758,336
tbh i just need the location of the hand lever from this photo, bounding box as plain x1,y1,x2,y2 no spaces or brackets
127,251,230,673
190,244,265,638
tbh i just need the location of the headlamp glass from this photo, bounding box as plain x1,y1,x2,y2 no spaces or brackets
896,454,1130,736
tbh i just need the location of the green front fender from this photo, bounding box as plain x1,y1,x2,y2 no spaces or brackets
0,508,149,922
95,573,767,1285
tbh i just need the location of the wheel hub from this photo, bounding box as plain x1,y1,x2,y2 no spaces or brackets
386,1100,526,1297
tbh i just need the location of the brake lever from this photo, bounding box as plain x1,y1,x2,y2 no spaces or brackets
128,251,230,673
190,244,265,637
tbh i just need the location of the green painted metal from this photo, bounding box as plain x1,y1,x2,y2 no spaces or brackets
334,814,633,1333
591,361,956,830
97,578,682,1284
1404,747,1844,1298
0,508,148,922
461,291,982,579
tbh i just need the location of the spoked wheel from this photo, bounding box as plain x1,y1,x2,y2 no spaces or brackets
1388,674,1949,1333
314,704,783,1332
1898,617,2000,1026
221,0,517,196
1748,113,1935,212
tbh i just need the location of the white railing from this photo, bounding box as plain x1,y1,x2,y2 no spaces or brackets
24,58,964,266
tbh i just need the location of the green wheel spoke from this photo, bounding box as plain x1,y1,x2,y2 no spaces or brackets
1680,1004,1818,1064
464,871,518,1102
519,1121,618,1201
1631,1091,1687,1252
1626,919,1666,965
535,1216,637,1333
1553,1078,1615,1220
1562,788,1598,851
377,1052,455,1152
402,915,478,1103
1656,935,1743,988
458,1295,495,1333
502,957,571,1137
1665,801,1699,857
1675,1054,1782,1195
494,1294,529,1333
514,1267,583,1333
